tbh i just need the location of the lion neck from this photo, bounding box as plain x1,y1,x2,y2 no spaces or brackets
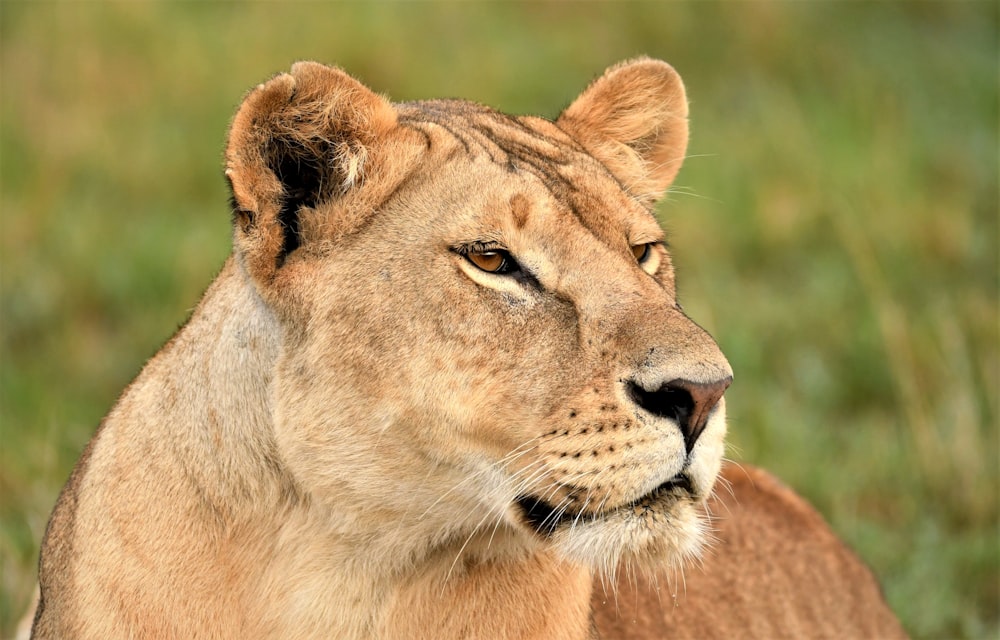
379,550,595,639
253,522,595,638
152,258,595,639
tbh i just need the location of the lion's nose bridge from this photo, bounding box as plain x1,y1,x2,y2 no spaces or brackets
567,251,731,383
604,301,734,454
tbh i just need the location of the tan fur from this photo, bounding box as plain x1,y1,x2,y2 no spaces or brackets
592,464,908,638
31,59,901,639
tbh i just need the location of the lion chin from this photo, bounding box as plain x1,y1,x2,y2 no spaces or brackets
549,485,707,575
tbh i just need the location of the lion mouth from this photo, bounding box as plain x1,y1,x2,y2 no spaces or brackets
515,474,694,536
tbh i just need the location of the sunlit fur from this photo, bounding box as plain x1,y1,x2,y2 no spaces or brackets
33,60,738,639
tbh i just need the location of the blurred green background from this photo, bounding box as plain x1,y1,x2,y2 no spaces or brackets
1,1,996,637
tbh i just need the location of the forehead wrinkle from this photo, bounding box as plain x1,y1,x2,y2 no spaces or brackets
506,189,613,276
401,99,659,261
401,100,647,237
560,181,647,251
400,99,589,193
501,164,651,271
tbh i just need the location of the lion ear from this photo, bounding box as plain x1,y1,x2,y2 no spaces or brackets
225,61,397,283
557,58,689,205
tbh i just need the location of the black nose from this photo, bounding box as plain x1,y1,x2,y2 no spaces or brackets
627,377,732,454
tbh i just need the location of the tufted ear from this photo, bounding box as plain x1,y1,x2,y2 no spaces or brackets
557,58,689,205
225,61,398,284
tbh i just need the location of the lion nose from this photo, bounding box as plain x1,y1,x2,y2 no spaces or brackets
627,377,732,455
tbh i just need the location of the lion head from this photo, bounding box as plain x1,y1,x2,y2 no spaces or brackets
224,59,732,577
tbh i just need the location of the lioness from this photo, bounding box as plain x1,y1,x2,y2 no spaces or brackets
32,59,905,639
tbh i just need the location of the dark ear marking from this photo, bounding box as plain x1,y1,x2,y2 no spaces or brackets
271,145,324,263
275,199,300,264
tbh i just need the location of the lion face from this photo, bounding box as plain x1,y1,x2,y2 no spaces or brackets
225,61,731,574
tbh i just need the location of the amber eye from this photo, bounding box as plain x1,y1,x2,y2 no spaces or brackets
466,250,517,274
632,243,653,263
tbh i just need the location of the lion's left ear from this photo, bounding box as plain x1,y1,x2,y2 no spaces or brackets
557,58,689,204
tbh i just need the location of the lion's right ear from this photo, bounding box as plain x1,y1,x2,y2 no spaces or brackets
557,58,688,206
225,62,397,284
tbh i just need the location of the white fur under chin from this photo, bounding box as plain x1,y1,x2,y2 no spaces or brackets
549,499,707,583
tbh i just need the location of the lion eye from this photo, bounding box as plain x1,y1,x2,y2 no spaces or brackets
632,243,653,263
466,250,517,274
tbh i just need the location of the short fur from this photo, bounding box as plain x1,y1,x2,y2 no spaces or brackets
32,60,903,639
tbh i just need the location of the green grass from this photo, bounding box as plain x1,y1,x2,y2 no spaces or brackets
1,2,996,637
